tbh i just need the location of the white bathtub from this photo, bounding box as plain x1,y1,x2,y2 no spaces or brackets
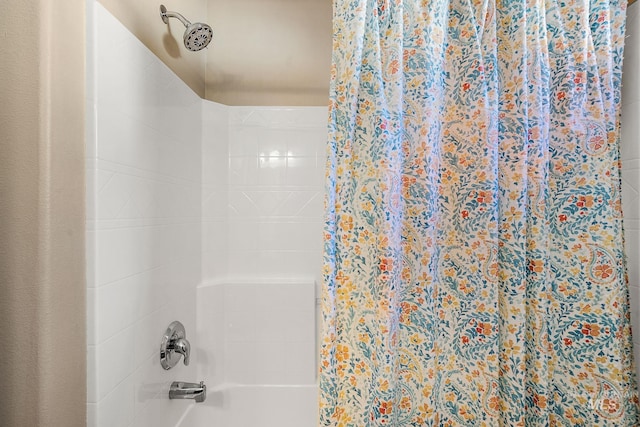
175,384,318,427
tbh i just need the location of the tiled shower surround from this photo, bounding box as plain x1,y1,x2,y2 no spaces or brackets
86,3,324,426
86,4,202,426
621,2,640,376
202,103,326,282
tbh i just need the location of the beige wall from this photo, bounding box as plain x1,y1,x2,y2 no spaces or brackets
0,1,86,426
205,0,332,106
99,0,208,97
97,0,331,105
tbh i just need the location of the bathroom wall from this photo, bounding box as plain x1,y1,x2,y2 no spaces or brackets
201,104,327,284
205,0,332,106
86,3,202,426
620,1,640,380
224,107,327,279
97,0,208,97
0,1,86,426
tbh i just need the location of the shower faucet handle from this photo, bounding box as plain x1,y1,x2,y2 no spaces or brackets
160,321,191,369
172,337,191,366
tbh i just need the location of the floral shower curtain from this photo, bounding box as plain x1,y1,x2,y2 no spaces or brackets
319,0,639,425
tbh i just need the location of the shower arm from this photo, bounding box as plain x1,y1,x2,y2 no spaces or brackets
160,6,191,28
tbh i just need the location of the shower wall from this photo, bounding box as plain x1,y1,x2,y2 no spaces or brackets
87,3,327,426
198,103,327,418
621,1,640,379
202,104,327,283
86,3,201,426
201,101,229,281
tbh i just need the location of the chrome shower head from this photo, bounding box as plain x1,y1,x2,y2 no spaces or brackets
160,5,213,52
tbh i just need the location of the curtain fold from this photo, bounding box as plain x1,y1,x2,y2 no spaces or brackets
320,0,639,425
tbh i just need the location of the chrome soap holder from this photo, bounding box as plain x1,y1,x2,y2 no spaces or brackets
160,320,191,370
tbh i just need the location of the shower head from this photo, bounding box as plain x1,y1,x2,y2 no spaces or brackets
160,5,213,52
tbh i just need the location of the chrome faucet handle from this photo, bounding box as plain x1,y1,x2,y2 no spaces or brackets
172,337,191,366
160,321,191,370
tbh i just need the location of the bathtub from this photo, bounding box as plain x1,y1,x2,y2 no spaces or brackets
175,384,318,427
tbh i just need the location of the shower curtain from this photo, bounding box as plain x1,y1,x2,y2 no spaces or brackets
320,0,639,425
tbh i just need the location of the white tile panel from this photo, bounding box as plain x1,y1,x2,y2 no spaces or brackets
257,156,287,186
88,3,201,426
630,285,640,345
621,101,640,161
94,326,136,401
227,251,262,277
274,191,323,217
222,106,328,279
227,221,259,251
94,279,139,344
622,172,640,221
227,191,259,217
229,156,259,187
259,129,289,155
242,191,292,217
225,341,258,383
202,101,229,188
282,340,317,384
87,345,98,403
622,4,640,105
621,0,640,381
257,250,288,276
228,127,260,157
226,309,257,342
87,402,97,427
253,341,287,383
210,282,316,385
287,156,321,187
286,130,324,157
95,377,136,427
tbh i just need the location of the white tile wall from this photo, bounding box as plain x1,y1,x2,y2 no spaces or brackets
88,5,327,427
202,101,230,283
87,3,201,426
199,104,326,395
621,2,640,381
222,106,327,283
196,282,316,387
